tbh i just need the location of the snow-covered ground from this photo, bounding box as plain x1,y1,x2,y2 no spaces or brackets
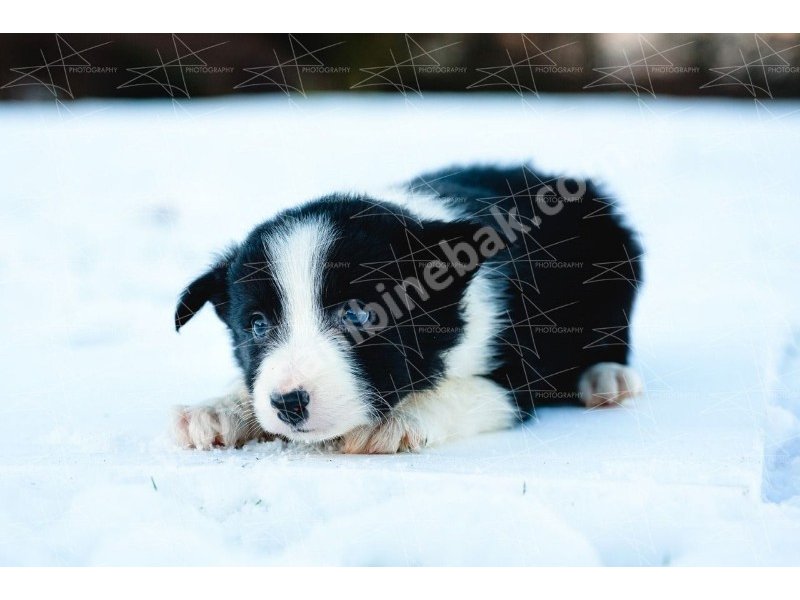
1,94,799,566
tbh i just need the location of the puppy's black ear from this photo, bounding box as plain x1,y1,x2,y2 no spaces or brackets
175,256,233,332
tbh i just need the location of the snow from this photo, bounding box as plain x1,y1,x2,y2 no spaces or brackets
1,93,799,566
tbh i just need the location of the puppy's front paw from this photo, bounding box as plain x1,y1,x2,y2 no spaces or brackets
578,362,642,408
340,415,426,454
173,404,248,450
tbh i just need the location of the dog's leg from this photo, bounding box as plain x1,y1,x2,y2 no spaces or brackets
578,362,642,408
173,385,272,450
341,376,517,454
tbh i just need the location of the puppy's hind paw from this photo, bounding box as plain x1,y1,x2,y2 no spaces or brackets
578,362,642,408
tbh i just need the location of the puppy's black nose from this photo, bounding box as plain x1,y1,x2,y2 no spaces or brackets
270,389,310,427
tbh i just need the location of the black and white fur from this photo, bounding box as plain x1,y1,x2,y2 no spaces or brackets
173,165,643,454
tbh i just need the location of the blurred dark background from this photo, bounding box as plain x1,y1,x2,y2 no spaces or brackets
2,33,799,101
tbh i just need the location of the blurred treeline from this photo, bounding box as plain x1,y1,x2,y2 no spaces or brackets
1,33,799,100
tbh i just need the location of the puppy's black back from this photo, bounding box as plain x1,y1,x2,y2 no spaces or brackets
410,165,643,414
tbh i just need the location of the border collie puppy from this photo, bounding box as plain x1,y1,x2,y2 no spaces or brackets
173,164,643,454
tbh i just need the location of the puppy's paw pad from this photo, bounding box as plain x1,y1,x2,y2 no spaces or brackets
578,362,642,408
341,417,425,455
172,405,235,450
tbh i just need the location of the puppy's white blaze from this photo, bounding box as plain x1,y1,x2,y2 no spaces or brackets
443,268,505,378
251,217,372,442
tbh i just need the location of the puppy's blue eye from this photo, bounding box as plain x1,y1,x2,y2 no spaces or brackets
250,313,270,338
340,300,371,328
